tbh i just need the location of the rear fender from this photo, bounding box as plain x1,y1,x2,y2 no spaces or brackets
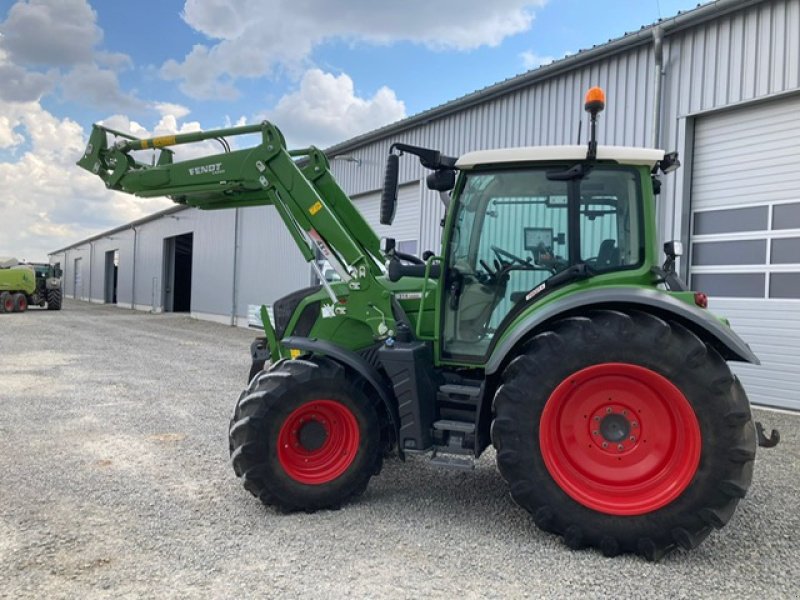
485,287,760,376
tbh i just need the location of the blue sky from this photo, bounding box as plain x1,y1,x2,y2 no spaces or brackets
0,0,702,260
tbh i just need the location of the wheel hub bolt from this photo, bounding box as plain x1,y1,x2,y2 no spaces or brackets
617,444,624,451
630,436,636,442
602,442,608,448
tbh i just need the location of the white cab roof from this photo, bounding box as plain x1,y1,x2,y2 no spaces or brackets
456,145,665,169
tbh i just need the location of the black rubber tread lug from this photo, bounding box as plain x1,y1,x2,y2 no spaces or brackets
718,479,749,499
229,416,258,445
533,506,556,533
600,536,620,558
698,502,738,529
728,447,756,464
563,525,585,550
637,537,668,562
671,526,712,551
723,410,751,427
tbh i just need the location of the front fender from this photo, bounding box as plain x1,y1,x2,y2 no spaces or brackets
485,287,759,375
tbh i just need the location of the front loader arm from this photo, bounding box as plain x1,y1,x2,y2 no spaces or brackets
77,121,385,280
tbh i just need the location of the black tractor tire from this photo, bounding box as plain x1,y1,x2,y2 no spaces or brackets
491,309,756,561
46,288,62,310
13,293,27,312
247,359,267,385
229,356,383,512
0,292,8,313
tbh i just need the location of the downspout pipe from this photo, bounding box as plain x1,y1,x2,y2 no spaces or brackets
131,226,138,310
88,241,94,303
230,207,240,326
651,25,665,149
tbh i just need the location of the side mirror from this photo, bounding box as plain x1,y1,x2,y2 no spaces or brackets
426,169,456,192
380,154,399,225
380,237,396,255
658,152,681,174
662,240,683,276
663,240,683,258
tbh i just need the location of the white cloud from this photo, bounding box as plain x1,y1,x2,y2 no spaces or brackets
265,69,406,148
152,102,192,120
0,55,56,102
61,63,143,110
0,1,137,112
0,0,102,67
164,0,547,99
0,102,173,261
520,51,556,70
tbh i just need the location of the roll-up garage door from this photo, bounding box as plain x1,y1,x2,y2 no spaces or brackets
690,94,800,410
354,182,421,255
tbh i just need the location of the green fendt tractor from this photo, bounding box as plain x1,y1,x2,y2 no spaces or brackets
78,88,777,560
0,257,63,313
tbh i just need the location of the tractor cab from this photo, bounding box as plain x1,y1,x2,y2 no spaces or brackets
441,145,663,359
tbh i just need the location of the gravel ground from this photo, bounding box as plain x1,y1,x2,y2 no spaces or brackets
1,299,798,599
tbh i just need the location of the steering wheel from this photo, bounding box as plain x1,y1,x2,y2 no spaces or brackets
490,245,530,267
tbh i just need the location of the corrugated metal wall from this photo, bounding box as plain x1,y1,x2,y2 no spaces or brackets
52,0,800,328
235,205,313,321
329,0,800,252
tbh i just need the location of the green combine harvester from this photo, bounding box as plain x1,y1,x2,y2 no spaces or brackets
0,257,63,313
78,88,779,560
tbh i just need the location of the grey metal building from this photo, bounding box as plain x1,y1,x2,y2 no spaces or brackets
52,0,800,410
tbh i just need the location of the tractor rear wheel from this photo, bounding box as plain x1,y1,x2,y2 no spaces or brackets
229,356,383,512
13,293,27,312
491,310,755,560
47,289,63,310
0,292,9,313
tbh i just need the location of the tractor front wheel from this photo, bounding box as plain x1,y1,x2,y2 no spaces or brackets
46,289,63,310
229,356,383,512
491,310,755,560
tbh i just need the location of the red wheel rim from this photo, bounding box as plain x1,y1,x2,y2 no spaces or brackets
3,296,13,312
539,363,701,515
277,399,360,485
17,296,27,311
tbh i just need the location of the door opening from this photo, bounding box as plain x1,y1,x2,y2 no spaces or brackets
104,249,119,304
163,233,193,312
73,257,82,299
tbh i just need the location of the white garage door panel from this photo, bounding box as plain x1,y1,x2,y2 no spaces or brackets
692,95,800,411
354,182,421,248
692,95,800,209
710,299,800,410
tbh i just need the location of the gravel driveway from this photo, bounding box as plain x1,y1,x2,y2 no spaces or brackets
1,300,798,599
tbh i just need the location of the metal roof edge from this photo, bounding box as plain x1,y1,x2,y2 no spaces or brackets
48,204,189,256
323,0,763,157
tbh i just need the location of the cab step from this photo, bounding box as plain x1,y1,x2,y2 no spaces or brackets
429,418,476,471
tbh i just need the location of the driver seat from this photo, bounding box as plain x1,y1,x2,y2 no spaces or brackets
596,239,620,268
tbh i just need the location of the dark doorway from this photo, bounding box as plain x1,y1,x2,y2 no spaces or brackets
104,249,119,304
163,233,193,313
